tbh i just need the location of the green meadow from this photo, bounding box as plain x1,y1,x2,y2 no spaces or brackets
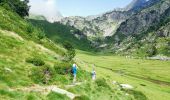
75,50,170,100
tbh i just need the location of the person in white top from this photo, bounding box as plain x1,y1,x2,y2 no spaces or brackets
91,68,96,80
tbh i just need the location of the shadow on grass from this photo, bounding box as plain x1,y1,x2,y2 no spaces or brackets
128,90,148,100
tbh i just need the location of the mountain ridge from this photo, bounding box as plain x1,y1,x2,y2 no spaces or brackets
108,0,170,57
28,0,169,57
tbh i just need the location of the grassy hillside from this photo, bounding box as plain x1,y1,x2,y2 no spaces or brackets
0,6,88,99
0,29,92,99
0,6,69,99
1,2,170,100
0,7,66,56
29,19,92,51
28,14,47,20
0,7,135,100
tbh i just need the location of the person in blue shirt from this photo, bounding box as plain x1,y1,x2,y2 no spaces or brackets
72,63,78,83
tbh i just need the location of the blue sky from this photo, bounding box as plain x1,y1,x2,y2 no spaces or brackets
57,0,133,16
29,0,133,17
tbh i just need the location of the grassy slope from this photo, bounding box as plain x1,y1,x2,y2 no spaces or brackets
0,6,74,99
29,19,92,51
0,7,128,100
75,50,170,100
0,30,69,99
0,7,66,56
0,7,86,100
1,5,169,100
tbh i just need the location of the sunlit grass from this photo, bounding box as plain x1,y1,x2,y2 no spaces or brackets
75,50,170,100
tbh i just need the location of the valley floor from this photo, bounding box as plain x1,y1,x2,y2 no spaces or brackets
75,50,170,100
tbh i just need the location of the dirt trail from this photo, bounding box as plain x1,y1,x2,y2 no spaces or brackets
14,84,77,100
65,82,83,88
0,29,24,41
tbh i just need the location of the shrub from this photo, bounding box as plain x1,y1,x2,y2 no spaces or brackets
26,57,45,66
0,0,30,17
30,65,55,84
37,32,45,40
127,90,148,100
27,93,39,100
54,62,71,75
95,78,110,89
52,75,71,85
63,42,75,61
76,70,91,82
47,92,70,100
74,95,90,100
146,45,157,57
0,89,21,99
26,24,34,34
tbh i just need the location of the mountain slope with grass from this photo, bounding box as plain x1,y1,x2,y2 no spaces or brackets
0,6,75,99
28,14,47,20
28,19,92,51
1,0,170,100
0,5,138,100
0,6,89,99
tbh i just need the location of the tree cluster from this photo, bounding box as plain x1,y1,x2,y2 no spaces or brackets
0,0,30,17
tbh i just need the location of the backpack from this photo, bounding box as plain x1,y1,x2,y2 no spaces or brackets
71,67,74,74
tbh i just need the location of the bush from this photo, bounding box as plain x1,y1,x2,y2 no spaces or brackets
37,32,45,40
0,89,16,98
27,93,39,100
76,70,91,82
63,42,75,61
95,78,110,89
52,75,71,85
74,95,90,100
0,89,21,99
0,0,30,17
54,62,71,75
30,65,55,84
26,24,34,34
127,90,147,100
26,57,45,66
47,92,70,100
146,45,157,57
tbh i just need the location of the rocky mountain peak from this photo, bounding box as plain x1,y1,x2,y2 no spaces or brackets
125,0,147,11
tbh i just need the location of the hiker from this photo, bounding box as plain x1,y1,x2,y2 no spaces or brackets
72,63,78,83
91,68,96,80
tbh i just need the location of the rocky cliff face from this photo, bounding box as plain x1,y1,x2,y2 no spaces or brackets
59,10,133,41
109,0,170,57
156,7,170,37
92,11,133,37
157,22,170,37
116,0,169,36
59,0,166,49
59,0,159,40
125,0,147,11
60,16,101,38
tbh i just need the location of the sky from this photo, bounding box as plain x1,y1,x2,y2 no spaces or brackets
29,0,133,17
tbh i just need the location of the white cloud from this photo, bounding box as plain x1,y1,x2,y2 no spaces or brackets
29,0,62,22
